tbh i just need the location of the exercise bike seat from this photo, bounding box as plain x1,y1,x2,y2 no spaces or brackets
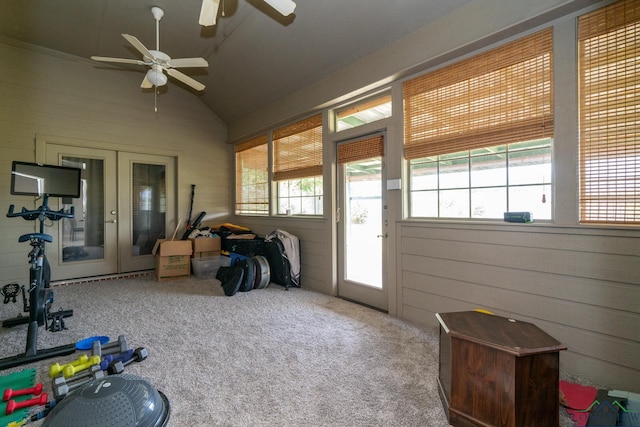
19,233,53,243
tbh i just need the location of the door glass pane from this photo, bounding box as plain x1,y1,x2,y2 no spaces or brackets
60,157,104,262
132,163,166,256
344,157,382,288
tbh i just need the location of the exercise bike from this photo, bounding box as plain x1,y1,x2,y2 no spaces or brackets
0,195,77,370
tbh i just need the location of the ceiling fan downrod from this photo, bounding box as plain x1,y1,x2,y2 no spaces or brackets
151,7,164,51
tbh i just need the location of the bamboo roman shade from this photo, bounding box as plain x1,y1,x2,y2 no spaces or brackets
578,0,640,224
403,28,553,160
273,114,323,181
235,134,269,214
337,135,384,164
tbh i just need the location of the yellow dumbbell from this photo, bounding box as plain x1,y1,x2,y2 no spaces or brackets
49,354,89,378
62,355,101,379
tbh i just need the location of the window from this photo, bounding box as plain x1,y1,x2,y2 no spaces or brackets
335,93,392,131
578,0,640,224
273,114,324,215
235,135,269,215
404,28,554,220
410,140,552,219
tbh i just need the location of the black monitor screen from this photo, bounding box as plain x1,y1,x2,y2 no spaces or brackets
11,161,82,198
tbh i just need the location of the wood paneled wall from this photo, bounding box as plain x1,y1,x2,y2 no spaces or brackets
0,40,231,285
398,221,640,391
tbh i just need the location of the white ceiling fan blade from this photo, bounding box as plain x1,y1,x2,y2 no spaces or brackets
166,68,205,91
263,0,296,16
122,34,156,61
167,57,209,68
141,74,153,89
91,56,147,65
199,0,220,26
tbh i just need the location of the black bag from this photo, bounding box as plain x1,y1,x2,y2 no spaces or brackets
217,256,270,295
264,237,296,290
217,265,244,297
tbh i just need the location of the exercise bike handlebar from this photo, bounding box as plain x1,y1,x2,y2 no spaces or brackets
7,204,75,222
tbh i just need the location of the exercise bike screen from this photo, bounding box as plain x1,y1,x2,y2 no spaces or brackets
11,161,82,198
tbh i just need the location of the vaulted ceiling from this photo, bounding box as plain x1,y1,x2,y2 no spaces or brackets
0,0,473,125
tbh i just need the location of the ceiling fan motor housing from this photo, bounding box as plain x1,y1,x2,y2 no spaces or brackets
151,6,164,21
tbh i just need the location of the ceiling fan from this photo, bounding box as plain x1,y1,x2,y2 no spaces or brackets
199,0,296,26
91,6,208,93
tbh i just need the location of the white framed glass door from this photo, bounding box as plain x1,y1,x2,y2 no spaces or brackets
337,133,387,311
44,144,176,280
46,145,118,280
118,152,176,273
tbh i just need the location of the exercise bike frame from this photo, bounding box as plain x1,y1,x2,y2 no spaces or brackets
0,195,77,370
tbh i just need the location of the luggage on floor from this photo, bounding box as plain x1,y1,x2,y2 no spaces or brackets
225,237,265,257
211,224,257,254
217,265,244,296
216,255,271,296
264,229,300,289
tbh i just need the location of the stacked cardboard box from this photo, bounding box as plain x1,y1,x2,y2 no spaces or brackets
152,239,193,281
190,236,221,258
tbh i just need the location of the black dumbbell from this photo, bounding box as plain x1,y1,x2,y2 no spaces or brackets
107,347,148,375
92,335,128,358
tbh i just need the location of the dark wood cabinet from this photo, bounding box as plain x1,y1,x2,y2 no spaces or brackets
436,311,566,427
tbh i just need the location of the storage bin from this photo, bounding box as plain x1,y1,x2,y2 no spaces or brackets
191,256,230,279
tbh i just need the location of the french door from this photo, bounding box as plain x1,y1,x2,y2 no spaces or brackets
44,144,175,280
336,133,388,311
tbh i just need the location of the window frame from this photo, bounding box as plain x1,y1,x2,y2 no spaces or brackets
235,135,269,216
272,114,324,216
403,28,554,221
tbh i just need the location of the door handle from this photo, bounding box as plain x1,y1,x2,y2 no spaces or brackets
377,233,388,238
105,219,117,223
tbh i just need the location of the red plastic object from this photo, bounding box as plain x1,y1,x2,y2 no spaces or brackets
2,383,43,401
5,392,48,415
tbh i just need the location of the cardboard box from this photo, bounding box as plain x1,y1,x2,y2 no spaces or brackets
152,239,193,281
190,236,221,258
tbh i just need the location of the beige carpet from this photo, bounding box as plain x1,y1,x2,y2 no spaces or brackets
1,275,452,426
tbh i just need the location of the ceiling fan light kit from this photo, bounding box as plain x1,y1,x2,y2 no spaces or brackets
146,66,167,86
